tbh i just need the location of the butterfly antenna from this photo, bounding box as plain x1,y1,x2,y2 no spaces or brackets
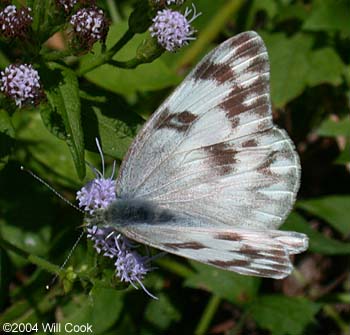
20,166,84,213
111,160,116,179
86,161,103,178
95,138,105,177
46,230,85,290
20,166,87,288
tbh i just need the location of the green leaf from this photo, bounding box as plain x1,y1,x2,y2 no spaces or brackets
80,90,143,160
345,66,350,87
307,48,345,86
245,0,277,29
317,116,350,137
0,51,10,68
80,22,179,96
128,0,153,34
89,287,124,333
303,0,350,34
261,32,312,107
282,212,350,255
0,109,15,171
44,64,86,180
250,295,320,335
0,297,55,324
317,117,350,165
31,0,46,33
39,102,67,141
0,224,51,261
275,3,308,23
184,261,260,305
297,196,350,236
145,293,181,330
14,111,86,188
335,142,350,165
261,33,345,107
60,288,124,335
31,0,61,42
0,300,32,324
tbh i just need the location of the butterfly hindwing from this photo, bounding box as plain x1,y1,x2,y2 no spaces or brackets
118,219,308,279
116,31,300,230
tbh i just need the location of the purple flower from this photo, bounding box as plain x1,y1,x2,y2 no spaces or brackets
55,0,77,12
86,225,119,257
76,138,116,214
70,7,109,49
0,64,41,107
87,226,156,299
0,5,32,38
149,5,201,52
78,139,156,298
76,178,117,214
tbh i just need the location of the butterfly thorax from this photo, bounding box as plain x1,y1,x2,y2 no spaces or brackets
102,198,176,229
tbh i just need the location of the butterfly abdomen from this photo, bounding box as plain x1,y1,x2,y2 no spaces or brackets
105,198,176,227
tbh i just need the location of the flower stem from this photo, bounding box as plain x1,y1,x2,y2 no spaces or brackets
41,50,73,62
0,236,62,275
108,59,143,69
156,258,194,278
323,304,350,335
336,292,350,304
195,294,221,335
176,0,245,72
78,29,134,76
108,29,135,56
107,0,120,23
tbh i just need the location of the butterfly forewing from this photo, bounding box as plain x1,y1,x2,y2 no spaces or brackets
116,31,300,231
112,31,307,279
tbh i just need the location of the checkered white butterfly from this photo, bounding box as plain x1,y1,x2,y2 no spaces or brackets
89,31,308,279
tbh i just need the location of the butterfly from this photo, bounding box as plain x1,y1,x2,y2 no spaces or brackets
89,31,308,279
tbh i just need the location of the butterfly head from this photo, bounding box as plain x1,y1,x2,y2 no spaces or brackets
83,208,109,229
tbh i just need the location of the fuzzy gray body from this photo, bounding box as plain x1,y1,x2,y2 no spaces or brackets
104,198,178,227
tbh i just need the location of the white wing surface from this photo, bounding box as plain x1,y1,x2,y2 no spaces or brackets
116,31,301,230
119,220,308,279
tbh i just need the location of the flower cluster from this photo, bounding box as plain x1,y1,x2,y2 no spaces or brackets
149,5,200,52
87,226,155,298
76,178,116,214
55,0,77,12
76,139,155,298
70,7,109,49
76,139,116,215
0,64,41,107
0,5,33,39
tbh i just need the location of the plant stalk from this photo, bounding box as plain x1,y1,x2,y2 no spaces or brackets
195,295,221,335
78,29,135,76
0,237,62,275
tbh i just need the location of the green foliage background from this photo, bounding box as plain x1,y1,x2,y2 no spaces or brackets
0,0,350,334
